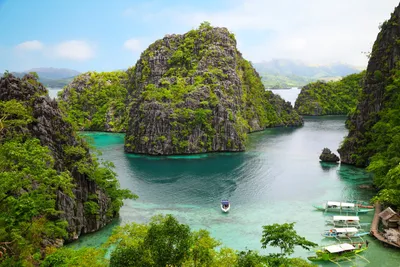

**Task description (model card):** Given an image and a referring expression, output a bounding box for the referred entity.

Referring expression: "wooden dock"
[370,202,400,249]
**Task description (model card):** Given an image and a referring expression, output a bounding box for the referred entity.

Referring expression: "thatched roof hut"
[379,207,400,228]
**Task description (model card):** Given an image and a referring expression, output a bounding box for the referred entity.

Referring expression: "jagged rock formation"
[319,148,340,163]
[59,71,129,132]
[0,73,127,241]
[294,72,364,115]
[124,23,303,155]
[265,91,303,126]
[338,4,400,166]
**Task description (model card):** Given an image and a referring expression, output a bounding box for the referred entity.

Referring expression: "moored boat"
[325,216,362,228]
[322,227,369,239]
[313,201,373,214]
[307,242,369,262]
[221,200,230,213]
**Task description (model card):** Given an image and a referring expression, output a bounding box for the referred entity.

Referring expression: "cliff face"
[294,72,364,116]
[338,4,400,165]
[0,73,123,241]
[124,23,303,155]
[59,71,129,132]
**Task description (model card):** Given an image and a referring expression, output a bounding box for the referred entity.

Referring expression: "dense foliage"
[43,214,315,267]
[355,68,400,207]
[0,74,135,265]
[59,71,129,132]
[261,223,317,258]
[294,72,364,115]
[337,4,400,208]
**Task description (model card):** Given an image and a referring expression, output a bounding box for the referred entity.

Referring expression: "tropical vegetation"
[347,68,400,208]
[41,214,316,267]
[0,73,134,266]
[125,22,302,155]
[338,5,400,208]
[294,72,364,115]
[58,71,129,132]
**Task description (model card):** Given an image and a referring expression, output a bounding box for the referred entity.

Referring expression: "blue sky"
[0,0,399,72]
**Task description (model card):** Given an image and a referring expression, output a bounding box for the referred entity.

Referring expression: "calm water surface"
[47,87,62,98]
[72,116,400,266]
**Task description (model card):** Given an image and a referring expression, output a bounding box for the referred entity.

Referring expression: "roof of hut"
[379,207,400,221]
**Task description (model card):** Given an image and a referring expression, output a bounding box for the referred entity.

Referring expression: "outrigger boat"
[308,242,369,265]
[313,201,373,214]
[221,200,230,213]
[325,216,363,228]
[322,227,369,239]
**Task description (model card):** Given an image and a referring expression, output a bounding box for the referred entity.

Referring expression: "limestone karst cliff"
[0,73,133,243]
[294,72,364,116]
[59,71,129,132]
[124,23,303,155]
[338,4,400,166]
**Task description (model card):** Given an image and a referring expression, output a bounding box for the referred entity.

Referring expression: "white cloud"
[124,38,142,53]
[156,0,399,66]
[15,40,43,51]
[53,40,94,61]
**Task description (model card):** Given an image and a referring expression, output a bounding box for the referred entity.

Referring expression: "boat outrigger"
[221,200,230,213]
[313,201,373,214]
[322,227,369,239]
[308,242,369,265]
[326,216,362,228]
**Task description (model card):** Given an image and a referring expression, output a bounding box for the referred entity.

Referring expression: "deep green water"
[71,116,400,266]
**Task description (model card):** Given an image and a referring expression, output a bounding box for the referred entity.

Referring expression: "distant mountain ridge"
[253,59,362,88]
[253,59,361,78]
[24,67,81,79]
[9,67,80,88]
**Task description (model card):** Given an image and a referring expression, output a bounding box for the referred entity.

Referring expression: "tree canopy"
[261,222,317,257]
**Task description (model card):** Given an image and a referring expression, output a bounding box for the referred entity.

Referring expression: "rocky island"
[124,23,303,155]
[59,71,129,132]
[319,148,340,163]
[294,72,364,115]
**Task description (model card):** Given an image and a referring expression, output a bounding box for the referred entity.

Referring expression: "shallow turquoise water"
[73,117,400,266]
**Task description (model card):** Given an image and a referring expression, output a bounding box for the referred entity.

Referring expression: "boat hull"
[322,232,369,238]
[308,247,368,262]
[221,205,230,213]
[313,204,371,214]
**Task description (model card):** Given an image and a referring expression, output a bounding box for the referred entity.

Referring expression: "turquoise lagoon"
[72,115,400,266]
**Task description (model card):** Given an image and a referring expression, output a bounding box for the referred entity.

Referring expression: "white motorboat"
[221,200,230,213]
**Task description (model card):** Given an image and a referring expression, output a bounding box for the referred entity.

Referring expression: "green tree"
[108,222,151,267]
[190,229,221,267]
[199,21,212,30]
[144,215,192,267]
[58,71,129,132]
[0,100,33,135]
[236,250,268,267]
[0,138,74,265]
[260,222,317,257]
[108,215,237,267]
[41,247,107,267]
[28,71,39,79]
[110,246,153,267]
